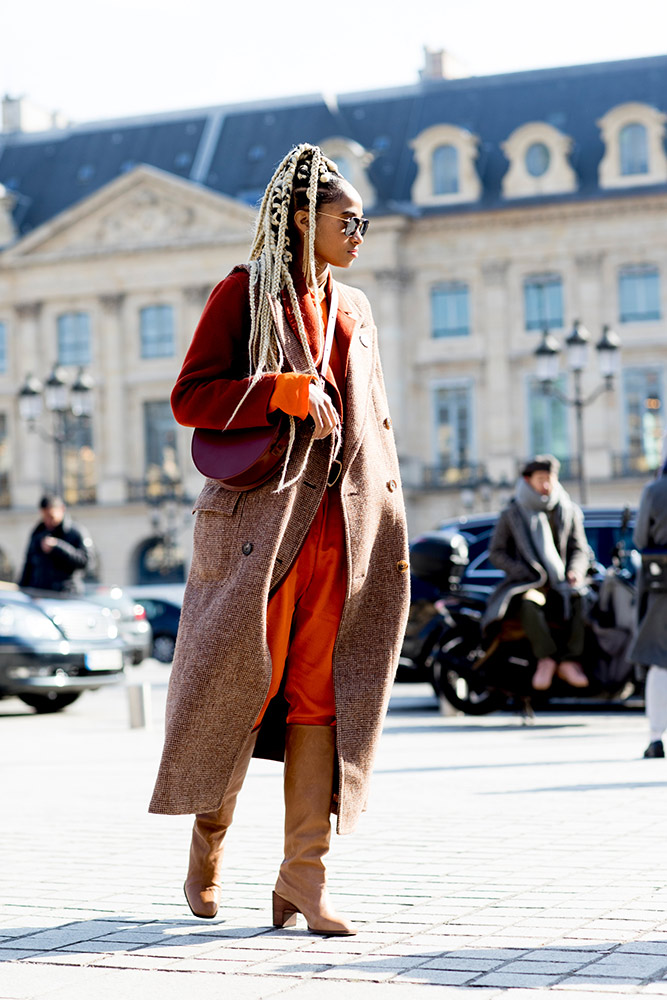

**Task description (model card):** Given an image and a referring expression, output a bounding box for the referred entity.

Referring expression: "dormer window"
[319,137,375,209]
[619,122,648,176]
[432,145,459,195]
[598,103,667,188]
[411,124,480,206]
[501,122,576,199]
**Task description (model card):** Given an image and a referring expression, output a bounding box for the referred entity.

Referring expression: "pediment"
[3,165,256,261]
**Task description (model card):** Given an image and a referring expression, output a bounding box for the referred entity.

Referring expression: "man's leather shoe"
[644,740,665,758]
[532,657,557,690]
[557,660,589,688]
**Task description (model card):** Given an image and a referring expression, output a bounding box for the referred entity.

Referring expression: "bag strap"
[319,281,339,382]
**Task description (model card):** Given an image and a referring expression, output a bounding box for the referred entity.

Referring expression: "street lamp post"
[533,321,621,505]
[18,365,94,499]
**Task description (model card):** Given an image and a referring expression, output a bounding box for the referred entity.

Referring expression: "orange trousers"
[255,488,347,728]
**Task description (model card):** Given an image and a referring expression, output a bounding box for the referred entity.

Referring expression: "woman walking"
[149,144,410,935]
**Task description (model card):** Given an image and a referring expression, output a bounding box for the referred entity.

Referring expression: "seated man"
[482,455,590,691]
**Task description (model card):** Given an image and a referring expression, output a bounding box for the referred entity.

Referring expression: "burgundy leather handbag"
[191,420,290,491]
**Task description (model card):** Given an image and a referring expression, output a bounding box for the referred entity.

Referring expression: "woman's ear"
[293,208,310,237]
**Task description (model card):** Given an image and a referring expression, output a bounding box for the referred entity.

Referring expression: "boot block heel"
[273,891,298,927]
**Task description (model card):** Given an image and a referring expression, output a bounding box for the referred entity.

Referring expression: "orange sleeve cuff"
[268,373,315,420]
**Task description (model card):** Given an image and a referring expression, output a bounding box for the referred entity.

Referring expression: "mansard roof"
[2,53,667,236]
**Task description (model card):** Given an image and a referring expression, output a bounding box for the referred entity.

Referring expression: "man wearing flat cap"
[482,455,591,690]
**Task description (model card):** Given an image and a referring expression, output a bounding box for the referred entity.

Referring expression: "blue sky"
[4,0,667,123]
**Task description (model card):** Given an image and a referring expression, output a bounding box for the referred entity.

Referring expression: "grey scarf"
[515,477,580,617]
[515,477,566,586]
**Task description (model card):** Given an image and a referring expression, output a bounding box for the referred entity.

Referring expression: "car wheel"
[431,630,506,715]
[153,633,176,663]
[18,692,82,714]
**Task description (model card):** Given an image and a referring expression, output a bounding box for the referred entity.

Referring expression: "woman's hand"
[308,381,339,439]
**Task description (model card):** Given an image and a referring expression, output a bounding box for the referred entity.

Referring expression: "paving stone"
[2,687,667,998]
[473,972,567,987]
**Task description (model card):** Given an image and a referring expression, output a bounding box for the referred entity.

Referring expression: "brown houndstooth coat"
[149,278,410,834]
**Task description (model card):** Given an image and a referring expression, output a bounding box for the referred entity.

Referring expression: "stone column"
[96,294,127,504]
[480,260,513,480]
[13,302,46,506]
[574,252,605,334]
[573,251,613,479]
[373,269,412,455]
[182,285,210,349]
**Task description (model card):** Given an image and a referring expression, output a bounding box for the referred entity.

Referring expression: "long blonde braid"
[227,143,343,490]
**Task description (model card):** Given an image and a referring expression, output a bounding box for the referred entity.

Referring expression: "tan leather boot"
[184,731,257,918]
[273,724,356,936]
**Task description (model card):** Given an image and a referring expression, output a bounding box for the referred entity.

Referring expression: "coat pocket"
[193,482,245,516]
[190,493,246,583]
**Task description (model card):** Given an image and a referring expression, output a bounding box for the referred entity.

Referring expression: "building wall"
[1,175,666,578]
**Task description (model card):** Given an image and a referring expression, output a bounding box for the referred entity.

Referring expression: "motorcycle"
[402,509,642,715]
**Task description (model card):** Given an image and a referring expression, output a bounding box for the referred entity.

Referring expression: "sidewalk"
[1,668,666,1000]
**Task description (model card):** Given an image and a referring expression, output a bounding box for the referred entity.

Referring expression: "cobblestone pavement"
[1,664,667,1000]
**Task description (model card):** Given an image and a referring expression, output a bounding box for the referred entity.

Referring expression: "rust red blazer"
[171,268,349,431]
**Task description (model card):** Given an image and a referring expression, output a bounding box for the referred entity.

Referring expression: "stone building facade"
[1,54,666,583]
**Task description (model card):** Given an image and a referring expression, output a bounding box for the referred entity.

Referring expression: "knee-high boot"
[184,731,257,918]
[272,724,356,936]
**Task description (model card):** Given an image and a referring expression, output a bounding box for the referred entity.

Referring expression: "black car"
[0,584,127,712]
[435,506,636,597]
[126,585,184,663]
[401,506,636,683]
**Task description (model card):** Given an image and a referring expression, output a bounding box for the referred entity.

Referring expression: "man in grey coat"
[630,460,667,758]
[483,455,591,691]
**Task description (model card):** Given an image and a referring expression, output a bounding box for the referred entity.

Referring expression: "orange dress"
[256,286,348,727]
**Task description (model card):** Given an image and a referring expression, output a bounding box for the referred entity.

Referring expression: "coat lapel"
[337,285,373,478]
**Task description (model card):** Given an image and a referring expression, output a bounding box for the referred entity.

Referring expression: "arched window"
[597,103,667,189]
[432,144,459,195]
[619,122,649,175]
[411,124,480,206]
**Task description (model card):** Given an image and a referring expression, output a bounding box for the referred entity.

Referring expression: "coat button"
[383,417,392,430]
[359,332,370,347]
[397,559,409,574]
[242,542,253,555]
[387,479,398,492]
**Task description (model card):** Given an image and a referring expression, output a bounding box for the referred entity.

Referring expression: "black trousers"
[510,589,586,661]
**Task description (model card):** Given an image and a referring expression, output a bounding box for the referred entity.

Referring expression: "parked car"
[84,585,153,665]
[126,584,184,663]
[435,506,636,597]
[0,583,127,712]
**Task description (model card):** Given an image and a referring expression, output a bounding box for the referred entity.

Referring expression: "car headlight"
[0,604,63,641]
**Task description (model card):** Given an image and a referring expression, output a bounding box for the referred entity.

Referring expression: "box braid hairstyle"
[229,143,346,490]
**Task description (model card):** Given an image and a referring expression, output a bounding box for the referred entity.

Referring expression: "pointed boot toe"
[184,880,219,919]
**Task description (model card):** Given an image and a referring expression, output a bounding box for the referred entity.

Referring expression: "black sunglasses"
[317,212,370,237]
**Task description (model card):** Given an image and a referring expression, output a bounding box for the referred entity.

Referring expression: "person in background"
[19,494,90,593]
[483,455,591,691]
[630,455,667,759]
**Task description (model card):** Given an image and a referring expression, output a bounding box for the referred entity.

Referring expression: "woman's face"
[296,183,365,273]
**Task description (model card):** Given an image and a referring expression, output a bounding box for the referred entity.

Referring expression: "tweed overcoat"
[149,269,411,834]
[482,494,590,631]
[629,473,667,669]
